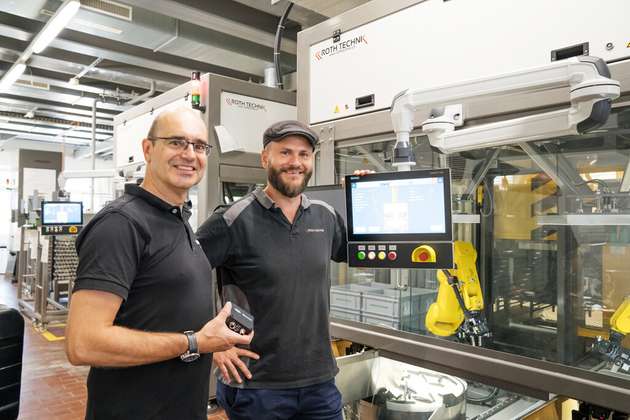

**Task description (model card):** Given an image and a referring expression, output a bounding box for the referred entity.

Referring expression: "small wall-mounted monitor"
[305,184,346,225]
[345,169,452,242]
[41,201,83,226]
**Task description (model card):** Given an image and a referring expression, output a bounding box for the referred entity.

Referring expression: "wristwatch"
[180,330,200,362]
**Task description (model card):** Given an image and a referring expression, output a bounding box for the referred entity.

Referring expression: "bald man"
[66,108,253,420]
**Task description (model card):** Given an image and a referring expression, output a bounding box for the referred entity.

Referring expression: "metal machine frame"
[297,0,630,413]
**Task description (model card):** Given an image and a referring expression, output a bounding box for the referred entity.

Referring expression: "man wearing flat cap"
[197,120,347,419]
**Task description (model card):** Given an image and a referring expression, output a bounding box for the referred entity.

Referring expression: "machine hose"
[274,2,294,89]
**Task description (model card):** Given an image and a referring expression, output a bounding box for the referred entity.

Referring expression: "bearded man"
[196,120,347,420]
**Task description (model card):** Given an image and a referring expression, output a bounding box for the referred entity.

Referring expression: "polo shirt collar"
[253,187,311,210]
[125,184,192,220]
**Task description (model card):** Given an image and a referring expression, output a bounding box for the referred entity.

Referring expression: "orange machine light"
[411,245,436,263]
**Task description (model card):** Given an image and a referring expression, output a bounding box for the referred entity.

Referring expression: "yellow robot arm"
[595,296,630,374]
[425,241,490,346]
[610,297,630,335]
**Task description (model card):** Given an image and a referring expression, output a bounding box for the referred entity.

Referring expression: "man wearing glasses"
[66,107,253,420]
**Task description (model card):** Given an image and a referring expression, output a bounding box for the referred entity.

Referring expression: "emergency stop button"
[411,245,437,263]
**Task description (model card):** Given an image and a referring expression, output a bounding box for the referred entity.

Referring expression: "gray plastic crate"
[330,283,383,311]
[330,306,362,322]
[362,311,426,333]
[362,287,436,318]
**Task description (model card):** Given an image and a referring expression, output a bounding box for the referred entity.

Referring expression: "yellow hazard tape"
[41,330,65,341]
[39,323,66,341]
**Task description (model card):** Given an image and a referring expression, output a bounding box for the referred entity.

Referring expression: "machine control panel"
[348,242,453,269]
[41,225,82,236]
[345,169,454,269]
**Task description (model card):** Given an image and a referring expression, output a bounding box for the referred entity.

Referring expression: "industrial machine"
[16,200,83,330]
[298,0,630,415]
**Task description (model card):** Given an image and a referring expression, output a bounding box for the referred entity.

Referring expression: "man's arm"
[331,209,348,263]
[197,209,231,268]
[66,291,251,367]
[197,207,261,383]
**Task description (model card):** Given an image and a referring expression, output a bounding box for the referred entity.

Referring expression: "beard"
[267,165,312,198]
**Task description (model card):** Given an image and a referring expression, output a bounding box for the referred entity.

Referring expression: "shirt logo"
[307,228,325,233]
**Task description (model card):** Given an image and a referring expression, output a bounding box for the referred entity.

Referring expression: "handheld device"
[225,303,254,335]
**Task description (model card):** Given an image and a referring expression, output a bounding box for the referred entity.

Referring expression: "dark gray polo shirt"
[197,187,347,389]
[74,184,213,420]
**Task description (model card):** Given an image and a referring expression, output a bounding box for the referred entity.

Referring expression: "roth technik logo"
[314,35,368,61]
[225,97,267,111]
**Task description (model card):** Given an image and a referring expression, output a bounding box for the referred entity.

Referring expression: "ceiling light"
[0,63,27,92]
[32,0,81,54]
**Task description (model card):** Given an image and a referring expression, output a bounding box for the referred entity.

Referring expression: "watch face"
[180,352,200,363]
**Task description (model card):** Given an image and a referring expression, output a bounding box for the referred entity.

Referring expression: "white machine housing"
[305,0,630,125]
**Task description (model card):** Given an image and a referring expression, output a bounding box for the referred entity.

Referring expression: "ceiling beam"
[0,81,127,112]
[0,11,267,81]
[0,45,179,92]
[0,97,116,122]
[0,128,92,146]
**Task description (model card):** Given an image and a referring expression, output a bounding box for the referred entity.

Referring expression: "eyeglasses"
[148,136,213,156]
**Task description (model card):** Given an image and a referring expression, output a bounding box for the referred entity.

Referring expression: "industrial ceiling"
[0,0,370,159]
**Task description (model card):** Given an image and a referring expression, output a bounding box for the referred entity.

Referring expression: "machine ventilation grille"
[80,0,133,21]
[15,79,50,91]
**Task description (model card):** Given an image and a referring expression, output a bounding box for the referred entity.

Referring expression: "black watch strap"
[183,330,198,354]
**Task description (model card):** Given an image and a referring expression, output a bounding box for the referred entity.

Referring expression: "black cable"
[274,2,294,88]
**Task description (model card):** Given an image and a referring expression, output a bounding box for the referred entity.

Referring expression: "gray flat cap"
[263,120,318,150]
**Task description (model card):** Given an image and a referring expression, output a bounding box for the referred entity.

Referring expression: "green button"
[357,251,366,260]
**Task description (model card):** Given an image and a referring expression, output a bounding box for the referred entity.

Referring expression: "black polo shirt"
[197,187,347,389]
[74,184,213,420]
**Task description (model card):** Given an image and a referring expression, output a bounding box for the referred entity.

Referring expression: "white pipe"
[125,80,156,105]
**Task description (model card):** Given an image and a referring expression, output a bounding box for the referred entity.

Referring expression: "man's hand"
[196,302,254,353]
[341,169,375,187]
[353,169,375,176]
[214,347,260,384]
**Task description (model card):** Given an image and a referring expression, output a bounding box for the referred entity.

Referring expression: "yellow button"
[377,251,386,260]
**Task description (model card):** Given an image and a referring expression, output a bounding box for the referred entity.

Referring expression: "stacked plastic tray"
[330,282,437,333]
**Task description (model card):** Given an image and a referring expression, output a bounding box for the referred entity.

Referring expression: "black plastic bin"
[0,305,24,420]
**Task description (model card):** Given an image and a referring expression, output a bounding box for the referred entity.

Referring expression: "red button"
[419,252,429,261]
[387,251,397,261]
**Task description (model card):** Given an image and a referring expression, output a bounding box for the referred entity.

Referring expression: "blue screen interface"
[42,202,82,225]
[350,177,446,235]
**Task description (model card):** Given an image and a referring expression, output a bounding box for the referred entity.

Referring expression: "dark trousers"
[216,379,343,420]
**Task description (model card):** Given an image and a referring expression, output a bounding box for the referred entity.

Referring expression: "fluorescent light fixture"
[0,63,27,92]
[32,0,81,54]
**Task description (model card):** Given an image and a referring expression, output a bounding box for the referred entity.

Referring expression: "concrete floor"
[0,274,227,420]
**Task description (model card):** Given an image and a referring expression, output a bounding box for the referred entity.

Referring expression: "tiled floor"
[1,275,227,420]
